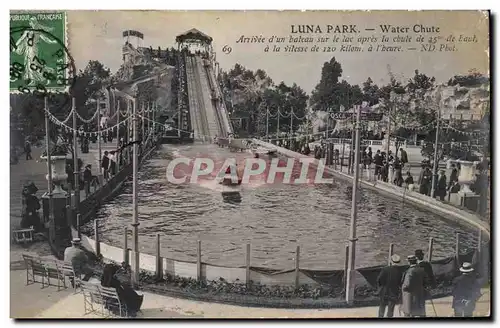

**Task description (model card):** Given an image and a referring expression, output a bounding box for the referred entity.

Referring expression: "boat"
[250,145,278,158]
[219,164,244,186]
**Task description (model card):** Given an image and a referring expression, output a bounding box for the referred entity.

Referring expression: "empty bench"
[22,254,77,291]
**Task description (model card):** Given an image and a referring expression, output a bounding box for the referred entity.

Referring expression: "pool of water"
[90,143,479,270]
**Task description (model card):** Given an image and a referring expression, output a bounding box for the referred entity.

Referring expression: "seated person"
[101,264,144,317]
[64,238,94,284]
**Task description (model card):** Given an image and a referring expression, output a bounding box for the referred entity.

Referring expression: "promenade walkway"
[10,249,490,319]
[10,142,118,234]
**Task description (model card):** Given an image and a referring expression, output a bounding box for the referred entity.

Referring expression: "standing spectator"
[418,165,432,196]
[404,171,415,191]
[435,170,448,201]
[363,152,372,181]
[109,151,117,176]
[377,254,403,318]
[367,147,373,160]
[401,255,427,317]
[393,157,403,186]
[452,262,482,317]
[415,249,436,288]
[400,147,408,169]
[374,150,382,180]
[24,140,32,160]
[448,163,459,189]
[101,151,110,181]
[83,164,92,196]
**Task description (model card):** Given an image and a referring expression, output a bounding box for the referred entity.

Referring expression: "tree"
[310,57,344,112]
[362,77,380,106]
[258,82,308,136]
[448,68,489,87]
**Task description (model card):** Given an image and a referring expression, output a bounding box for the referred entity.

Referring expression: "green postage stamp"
[9,12,72,93]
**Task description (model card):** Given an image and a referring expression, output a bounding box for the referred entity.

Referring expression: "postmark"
[10,12,76,95]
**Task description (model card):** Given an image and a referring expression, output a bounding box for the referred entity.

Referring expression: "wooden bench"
[21,254,78,291]
[81,281,128,317]
[13,227,35,244]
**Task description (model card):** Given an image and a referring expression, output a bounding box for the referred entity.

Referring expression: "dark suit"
[417,260,436,288]
[377,265,403,317]
[401,265,427,317]
[452,274,481,317]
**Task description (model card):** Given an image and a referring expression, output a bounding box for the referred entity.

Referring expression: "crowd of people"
[377,249,485,318]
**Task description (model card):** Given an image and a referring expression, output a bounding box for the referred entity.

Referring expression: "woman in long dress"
[101,264,144,317]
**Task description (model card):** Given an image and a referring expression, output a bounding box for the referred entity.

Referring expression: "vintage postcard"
[10,10,490,319]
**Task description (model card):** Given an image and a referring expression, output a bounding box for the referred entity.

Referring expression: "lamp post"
[346,104,361,304]
[72,98,79,210]
[131,98,140,286]
[97,98,102,182]
[430,86,442,198]
[265,106,269,142]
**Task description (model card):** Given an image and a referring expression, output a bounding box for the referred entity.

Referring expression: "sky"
[67,10,489,93]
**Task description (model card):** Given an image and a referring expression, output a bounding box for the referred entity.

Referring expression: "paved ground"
[10,142,118,234]
[10,248,490,319]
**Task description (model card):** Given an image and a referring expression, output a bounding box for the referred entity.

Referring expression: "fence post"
[123,227,129,265]
[246,243,251,288]
[156,233,163,281]
[455,233,460,265]
[197,240,202,282]
[94,219,100,256]
[388,243,394,265]
[341,141,346,172]
[343,245,349,287]
[428,237,434,262]
[76,214,81,238]
[295,245,300,290]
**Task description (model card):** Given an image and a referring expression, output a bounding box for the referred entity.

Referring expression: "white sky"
[67,10,489,93]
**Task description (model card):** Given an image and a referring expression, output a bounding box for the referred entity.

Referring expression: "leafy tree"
[310,57,344,112]
[448,68,489,87]
[362,77,380,106]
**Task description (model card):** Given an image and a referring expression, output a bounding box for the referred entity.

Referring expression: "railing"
[50,139,160,260]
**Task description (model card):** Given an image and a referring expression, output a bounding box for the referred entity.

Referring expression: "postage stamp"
[10,12,74,94]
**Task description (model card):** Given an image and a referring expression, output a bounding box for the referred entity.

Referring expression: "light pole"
[430,87,442,198]
[131,98,140,286]
[116,101,121,172]
[346,104,361,304]
[289,107,294,145]
[72,98,79,210]
[276,107,280,143]
[265,106,269,142]
[97,98,102,183]
[44,97,54,237]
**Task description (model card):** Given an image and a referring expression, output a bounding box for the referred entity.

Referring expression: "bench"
[81,281,128,317]
[13,227,35,244]
[22,254,78,292]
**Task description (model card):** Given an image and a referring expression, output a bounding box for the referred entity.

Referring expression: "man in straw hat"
[64,238,94,285]
[377,254,404,317]
[452,262,482,317]
[401,255,427,317]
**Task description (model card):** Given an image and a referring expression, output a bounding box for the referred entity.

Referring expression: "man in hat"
[64,238,94,284]
[83,164,93,196]
[415,249,435,288]
[401,255,427,317]
[452,262,482,317]
[377,254,403,317]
